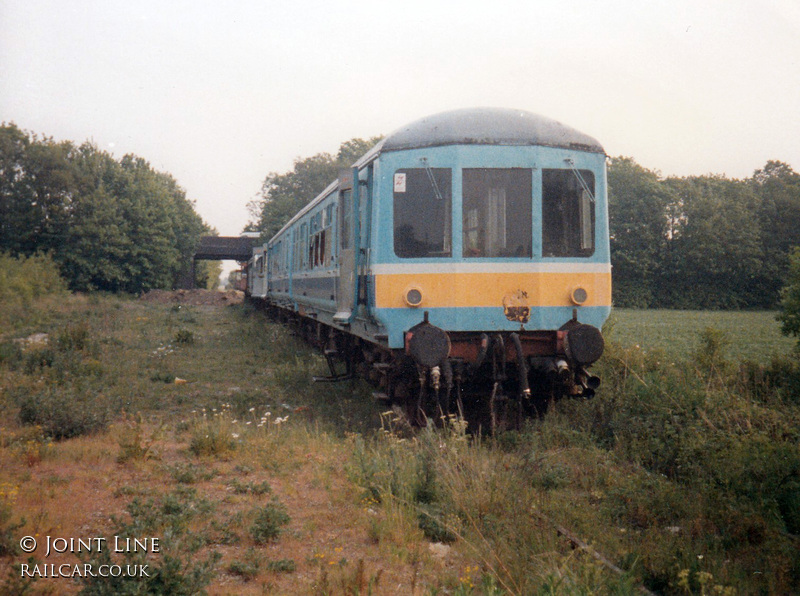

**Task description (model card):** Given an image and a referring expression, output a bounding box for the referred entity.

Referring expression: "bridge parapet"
[194,236,259,261]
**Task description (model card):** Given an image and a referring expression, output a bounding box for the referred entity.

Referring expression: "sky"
[2,0,799,244]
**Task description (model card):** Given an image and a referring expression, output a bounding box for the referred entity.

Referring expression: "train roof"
[374,107,604,156]
[272,108,603,242]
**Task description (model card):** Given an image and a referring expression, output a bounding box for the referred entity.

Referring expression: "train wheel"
[389,356,426,427]
[524,370,561,418]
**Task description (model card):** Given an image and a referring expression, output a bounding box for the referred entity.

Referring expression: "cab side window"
[542,169,595,257]
[393,168,452,258]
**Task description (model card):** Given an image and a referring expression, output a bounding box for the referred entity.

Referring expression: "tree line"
[4,121,797,311]
[247,137,383,240]
[0,123,218,293]
[250,142,800,311]
[609,157,800,309]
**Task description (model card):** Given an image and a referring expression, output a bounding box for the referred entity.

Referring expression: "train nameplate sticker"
[394,173,406,193]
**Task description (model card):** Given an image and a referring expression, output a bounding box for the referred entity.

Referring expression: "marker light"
[570,287,588,305]
[405,287,423,307]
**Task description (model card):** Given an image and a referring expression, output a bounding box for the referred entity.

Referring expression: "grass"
[609,308,795,361]
[0,293,445,594]
[0,288,798,594]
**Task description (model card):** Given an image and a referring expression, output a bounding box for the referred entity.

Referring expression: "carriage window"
[308,210,328,268]
[462,168,532,258]
[294,223,309,270]
[293,231,300,271]
[393,168,452,258]
[272,241,282,275]
[340,190,352,250]
[542,169,595,257]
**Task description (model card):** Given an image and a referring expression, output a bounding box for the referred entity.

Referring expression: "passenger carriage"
[259,108,611,427]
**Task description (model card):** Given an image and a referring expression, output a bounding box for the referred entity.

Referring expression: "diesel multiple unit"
[246,108,611,428]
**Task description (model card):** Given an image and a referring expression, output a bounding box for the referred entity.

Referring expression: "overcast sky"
[2,0,799,240]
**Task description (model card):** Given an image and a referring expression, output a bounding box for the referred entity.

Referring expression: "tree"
[336,137,381,165]
[777,247,800,346]
[663,175,763,308]
[0,124,212,294]
[59,186,132,292]
[0,123,35,254]
[0,124,76,256]
[195,260,223,290]
[607,157,674,307]
[57,143,132,291]
[750,161,800,306]
[250,136,382,239]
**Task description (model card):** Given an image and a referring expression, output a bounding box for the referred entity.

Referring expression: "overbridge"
[180,235,261,289]
[194,235,259,261]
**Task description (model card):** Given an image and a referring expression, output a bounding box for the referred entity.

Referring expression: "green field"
[608,308,795,361]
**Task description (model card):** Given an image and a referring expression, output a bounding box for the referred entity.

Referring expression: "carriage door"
[265,244,273,296]
[334,168,359,324]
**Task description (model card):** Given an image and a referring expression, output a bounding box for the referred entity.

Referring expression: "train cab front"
[367,108,612,427]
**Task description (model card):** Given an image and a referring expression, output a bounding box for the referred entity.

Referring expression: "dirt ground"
[139,289,245,306]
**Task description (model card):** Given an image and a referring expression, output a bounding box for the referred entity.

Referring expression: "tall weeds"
[347,331,800,594]
[0,252,67,305]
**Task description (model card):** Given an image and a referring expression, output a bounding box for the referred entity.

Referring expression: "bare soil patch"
[139,289,244,306]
